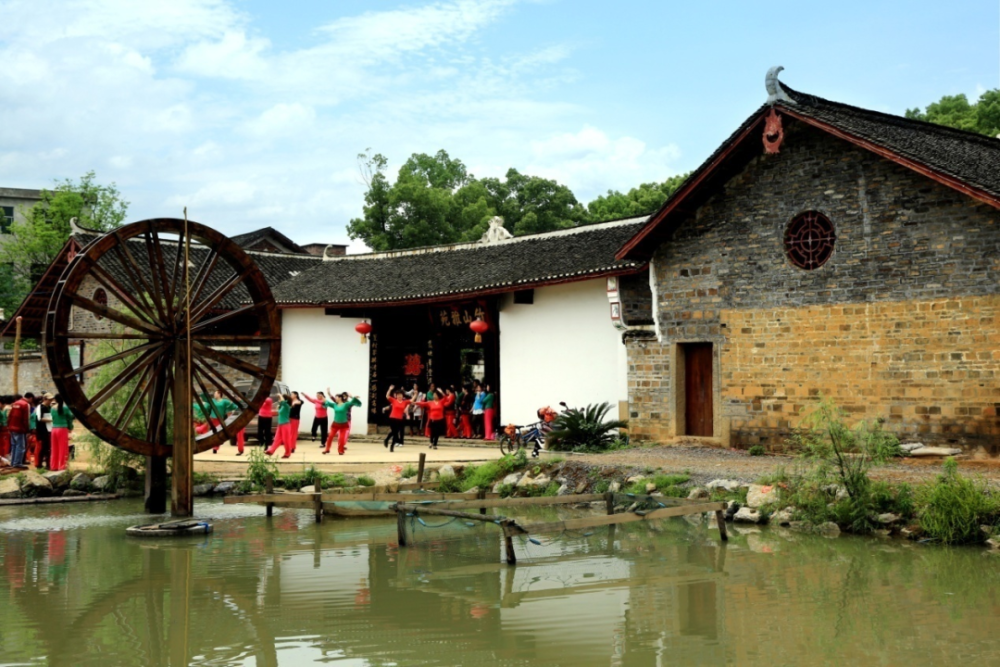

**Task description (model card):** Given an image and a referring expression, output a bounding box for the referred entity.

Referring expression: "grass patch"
[437,475,461,493]
[593,479,611,494]
[356,475,376,487]
[401,464,418,479]
[748,445,766,457]
[918,458,1000,544]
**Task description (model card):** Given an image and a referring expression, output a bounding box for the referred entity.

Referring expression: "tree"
[905,90,1000,137]
[0,171,129,323]
[586,174,689,223]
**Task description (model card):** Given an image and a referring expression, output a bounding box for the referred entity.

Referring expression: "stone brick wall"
[0,352,55,394]
[629,121,1000,454]
[619,270,653,326]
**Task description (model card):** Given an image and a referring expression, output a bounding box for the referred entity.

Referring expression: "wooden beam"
[508,502,725,536]
[170,343,193,518]
[399,493,607,511]
[394,505,511,523]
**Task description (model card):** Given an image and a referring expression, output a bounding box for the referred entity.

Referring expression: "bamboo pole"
[417,452,426,483]
[715,510,728,541]
[314,476,323,523]
[12,316,21,394]
[396,506,407,547]
[265,474,274,518]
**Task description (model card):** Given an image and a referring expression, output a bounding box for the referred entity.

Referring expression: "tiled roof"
[230,226,308,254]
[618,79,1000,259]
[271,217,649,306]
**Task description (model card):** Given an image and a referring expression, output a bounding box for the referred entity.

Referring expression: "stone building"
[618,74,1000,454]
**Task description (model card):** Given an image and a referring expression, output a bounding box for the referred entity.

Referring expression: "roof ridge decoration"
[479,216,514,244]
[765,66,795,106]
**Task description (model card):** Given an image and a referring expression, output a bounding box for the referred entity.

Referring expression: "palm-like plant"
[545,402,628,452]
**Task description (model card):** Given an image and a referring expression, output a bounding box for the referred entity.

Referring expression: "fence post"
[265,474,274,518]
[417,453,426,484]
[314,475,323,524]
[396,505,408,547]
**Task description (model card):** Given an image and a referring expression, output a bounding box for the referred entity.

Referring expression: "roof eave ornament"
[765,66,795,106]
[322,244,337,261]
[479,216,513,244]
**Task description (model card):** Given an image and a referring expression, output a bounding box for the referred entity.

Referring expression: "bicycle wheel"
[499,434,516,456]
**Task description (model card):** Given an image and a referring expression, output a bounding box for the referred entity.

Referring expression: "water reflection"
[1,501,999,666]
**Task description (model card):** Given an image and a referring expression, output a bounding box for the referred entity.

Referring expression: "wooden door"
[684,343,713,436]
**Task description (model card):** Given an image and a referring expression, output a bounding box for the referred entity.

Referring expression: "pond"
[0,499,998,666]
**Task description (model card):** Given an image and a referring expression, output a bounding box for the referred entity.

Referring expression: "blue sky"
[1,0,997,250]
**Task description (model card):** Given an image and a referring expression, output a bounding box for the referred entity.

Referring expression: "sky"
[1,0,998,251]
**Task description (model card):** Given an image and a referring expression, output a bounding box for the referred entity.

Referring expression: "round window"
[784,211,835,270]
[93,288,107,320]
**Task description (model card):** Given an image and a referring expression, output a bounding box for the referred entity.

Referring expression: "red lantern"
[355,320,372,343]
[469,317,488,343]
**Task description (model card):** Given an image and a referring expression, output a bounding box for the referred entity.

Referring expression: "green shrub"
[652,473,690,489]
[497,449,528,475]
[357,475,376,487]
[593,480,611,494]
[496,483,516,498]
[522,481,561,497]
[437,475,461,492]
[243,447,278,493]
[460,461,501,492]
[789,398,900,464]
[748,445,765,457]
[546,403,628,452]
[401,464,418,479]
[918,458,999,544]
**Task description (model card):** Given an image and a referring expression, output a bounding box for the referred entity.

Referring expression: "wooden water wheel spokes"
[44,218,281,458]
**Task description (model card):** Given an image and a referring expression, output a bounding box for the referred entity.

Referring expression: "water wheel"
[44,218,280,514]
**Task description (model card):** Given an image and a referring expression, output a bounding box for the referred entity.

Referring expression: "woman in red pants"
[265,394,294,458]
[289,392,303,453]
[444,386,460,439]
[482,383,497,440]
[323,392,361,455]
[411,389,454,450]
[49,395,74,472]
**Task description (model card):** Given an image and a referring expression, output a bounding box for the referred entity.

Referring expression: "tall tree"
[905,90,1000,137]
[0,171,128,322]
[587,174,689,223]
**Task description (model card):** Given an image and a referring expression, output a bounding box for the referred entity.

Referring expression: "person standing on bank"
[289,392,303,453]
[257,395,273,447]
[444,385,460,438]
[34,394,53,469]
[265,394,294,458]
[323,391,361,455]
[412,389,454,450]
[482,383,496,440]
[471,382,485,438]
[49,394,74,472]
[384,386,410,452]
[7,393,31,468]
[303,392,329,447]
[406,383,421,436]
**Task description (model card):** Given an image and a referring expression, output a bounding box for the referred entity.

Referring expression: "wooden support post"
[605,490,617,545]
[265,474,274,517]
[314,476,323,524]
[605,491,615,515]
[478,487,487,515]
[396,506,408,547]
[170,343,193,518]
[144,454,167,514]
[715,510,728,542]
[417,453,426,483]
[12,316,21,394]
[504,533,516,565]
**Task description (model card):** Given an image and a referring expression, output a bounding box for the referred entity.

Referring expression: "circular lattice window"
[784,211,835,270]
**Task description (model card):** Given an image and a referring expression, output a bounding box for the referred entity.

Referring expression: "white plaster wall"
[280,309,371,432]
[499,279,627,425]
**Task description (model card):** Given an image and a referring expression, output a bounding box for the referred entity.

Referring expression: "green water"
[0,499,998,666]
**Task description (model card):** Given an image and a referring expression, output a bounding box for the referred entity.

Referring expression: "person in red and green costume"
[210,391,245,455]
[49,394,74,472]
[265,394,295,458]
[323,390,361,455]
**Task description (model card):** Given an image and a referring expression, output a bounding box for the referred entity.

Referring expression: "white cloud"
[243,103,317,137]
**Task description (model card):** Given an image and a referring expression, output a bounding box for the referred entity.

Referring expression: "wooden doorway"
[682,343,713,437]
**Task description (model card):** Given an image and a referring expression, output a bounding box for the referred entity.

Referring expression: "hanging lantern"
[469,317,488,344]
[355,320,372,343]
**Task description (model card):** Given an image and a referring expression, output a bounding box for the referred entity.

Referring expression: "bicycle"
[499,422,545,457]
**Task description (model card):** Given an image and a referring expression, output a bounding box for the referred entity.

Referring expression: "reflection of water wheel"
[44,218,280,514]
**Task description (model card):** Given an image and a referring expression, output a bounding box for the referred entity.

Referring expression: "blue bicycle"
[499,422,545,458]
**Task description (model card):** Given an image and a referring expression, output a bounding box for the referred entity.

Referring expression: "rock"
[787,521,811,532]
[733,507,764,524]
[646,483,658,493]
[491,482,503,493]
[899,443,924,453]
[987,538,1000,551]
[626,475,645,484]
[193,483,215,496]
[822,484,849,502]
[981,525,995,538]
[214,481,236,495]
[573,502,593,510]
[299,485,316,494]
[15,471,53,497]
[816,522,841,537]
[772,508,796,526]
[608,481,621,493]
[900,525,923,540]
[516,475,534,488]
[908,446,963,457]
[0,478,21,499]
[62,489,87,497]
[575,481,588,494]
[501,473,521,486]
[557,483,573,496]
[92,475,112,492]
[70,473,92,491]
[530,475,551,487]
[43,470,73,490]
[437,465,456,479]
[555,476,568,485]
[746,484,779,509]
[626,502,639,512]
[873,529,892,538]
[687,487,709,500]
[464,486,480,495]
[706,479,742,493]
[876,513,901,525]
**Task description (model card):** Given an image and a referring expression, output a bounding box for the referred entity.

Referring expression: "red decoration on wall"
[469,318,489,343]
[763,108,784,154]
[403,354,425,377]
[355,320,372,343]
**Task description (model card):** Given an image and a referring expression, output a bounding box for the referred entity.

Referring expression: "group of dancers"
[0,392,75,471]
[382,381,496,452]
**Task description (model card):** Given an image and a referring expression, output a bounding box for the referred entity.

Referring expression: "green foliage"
[459,461,501,492]
[521,481,561,497]
[756,466,790,486]
[401,464,418,479]
[279,465,331,491]
[192,471,218,485]
[906,90,1000,137]
[593,479,611,494]
[586,173,689,223]
[357,475,376,487]
[346,149,586,250]
[546,402,628,452]
[497,449,528,475]
[652,473,690,488]
[748,445,766,457]
[496,483,516,498]
[241,448,278,493]
[437,475,461,493]
[0,171,128,324]
[918,458,1000,544]
[82,434,144,491]
[790,399,900,464]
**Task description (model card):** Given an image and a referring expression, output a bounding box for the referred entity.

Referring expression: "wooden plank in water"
[394,505,512,523]
[509,502,725,536]
[401,493,607,511]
